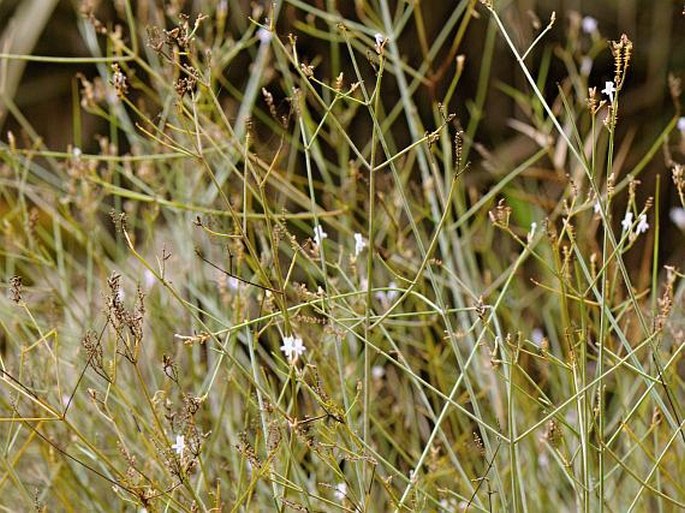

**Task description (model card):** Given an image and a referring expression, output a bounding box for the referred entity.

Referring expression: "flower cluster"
[280,335,306,363]
[621,211,649,236]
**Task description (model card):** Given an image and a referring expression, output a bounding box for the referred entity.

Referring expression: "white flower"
[580,56,593,76]
[669,207,685,230]
[386,281,399,302]
[372,365,385,379]
[354,232,366,257]
[594,200,601,215]
[374,32,385,49]
[621,211,633,232]
[226,276,240,290]
[313,224,328,246]
[538,452,549,468]
[581,16,598,34]
[72,146,82,160]
[334,482,347,500]
[677,117,685,133]
[527,222,537,243]
[257,27,272,45]
[374,281,399,307]
[601,81,616,103]
[635,214,649,235]
[280,335,306,362]
[143,269,156,290]
[531,328,544,347]
[171,435,185,456]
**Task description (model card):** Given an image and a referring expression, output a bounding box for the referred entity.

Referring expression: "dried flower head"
[110,64,128,98]
[610,33,633,88]
[9,275,23,304]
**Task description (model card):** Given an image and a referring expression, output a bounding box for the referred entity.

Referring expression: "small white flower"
[256,27,272,45]
[594,200,601,215]
[581,16,598,34]
[226,276,240,290]
[386,281,399,302]
[372,365,385,379]
[334,482,347,500]
[374,32,385,49]
[353,232,366,257]
[313,224,328,246]
[280,335,306,362]
[601,81,616,103]
[374,281,399,308]
[538,452,549,468]
[669,207,685,230]
[72,146,82,160]
[580,56,593,76]
[143,269,156,290]
[635,214,649,235]
[621,211,633,232]
[531,328,544,347]
[677,116,685,133]
[171,435,185,456]
[527,222,537,243]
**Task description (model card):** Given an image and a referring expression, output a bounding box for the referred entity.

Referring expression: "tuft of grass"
[1,1,684,512]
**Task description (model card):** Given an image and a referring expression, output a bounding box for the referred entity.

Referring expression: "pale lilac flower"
[538,452,549,468]
[621,211,633,232]
[602,81,616,103]
[670,207,685,230]
[580,56,593,76]
[374,32,385,50]
[374,281,399,308]
[313,224,328,246]
[334,482,347,500]
[280,335,306,362]
[143,269,156,290]
[677,117,685,133]
[257,27,272,45]
[171,435,185,456]
[531,328,544,347]
[386,281,399,302]
[581,16,598,34]
[372,365,385,379]
[354,232,366,257]
[635,214,649,235]
[226,276,240,290]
